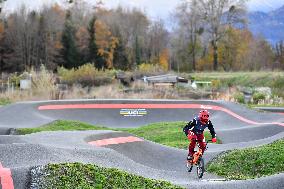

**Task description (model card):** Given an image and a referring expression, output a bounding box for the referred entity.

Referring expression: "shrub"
[233,92,245,104]
[211,79,221,90]
[31,65,56,96]
[252,92,266,104]
[137,63,164,76]
[58,64,115,87]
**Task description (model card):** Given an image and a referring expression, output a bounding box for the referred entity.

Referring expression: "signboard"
[20,80,31,89]
[120,109,147,117]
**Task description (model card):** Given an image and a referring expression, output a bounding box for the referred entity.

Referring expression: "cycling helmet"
[199,110,209,124]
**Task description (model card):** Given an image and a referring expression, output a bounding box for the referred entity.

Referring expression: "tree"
[198,0,247,70]
[113,29,129,70]
[175,0,204,71]
[61,10,80,68]
[241,35,273,71]
[135,35,141,67]
[218,27,252,71]
[76,26,89,63]
[41,4,66,70]
[95,19,118,69]
[0,0,7,13]
[159,49,169,71]
[275,41,284,70]
[147,20,169,65]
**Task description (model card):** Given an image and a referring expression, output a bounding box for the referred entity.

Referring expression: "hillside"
[249,5,284,44]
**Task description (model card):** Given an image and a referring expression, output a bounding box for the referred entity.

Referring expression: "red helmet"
[199,110,209,124]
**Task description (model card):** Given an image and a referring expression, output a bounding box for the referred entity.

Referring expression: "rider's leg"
[197,134,206,154]
[188,139,196,157]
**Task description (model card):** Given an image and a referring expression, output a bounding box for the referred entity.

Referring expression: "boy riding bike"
[183,110,217,160]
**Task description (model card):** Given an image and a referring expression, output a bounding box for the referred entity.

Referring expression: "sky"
[2,0,284,20]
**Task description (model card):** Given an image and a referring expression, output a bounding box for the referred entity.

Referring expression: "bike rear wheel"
[196,157,205,178]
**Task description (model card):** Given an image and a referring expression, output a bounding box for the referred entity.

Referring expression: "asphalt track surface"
[0,99,283,189]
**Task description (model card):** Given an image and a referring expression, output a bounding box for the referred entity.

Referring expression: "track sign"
[120,109,147,117]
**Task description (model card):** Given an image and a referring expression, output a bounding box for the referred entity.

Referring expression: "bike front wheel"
[186,161,193,173]
[196,157,205,178]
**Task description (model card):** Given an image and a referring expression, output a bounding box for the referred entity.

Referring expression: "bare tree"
[147,19,169,63]
[175,0,204,71]
[275,41,284,70]
[198,0,247,70]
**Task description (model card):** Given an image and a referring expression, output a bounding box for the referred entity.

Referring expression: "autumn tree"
[159,49,169,71]
[98,7,150,69]
[95,20,118,69]
[218,28,252,71]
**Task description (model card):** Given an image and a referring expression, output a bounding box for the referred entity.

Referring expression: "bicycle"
[186,139,211,179]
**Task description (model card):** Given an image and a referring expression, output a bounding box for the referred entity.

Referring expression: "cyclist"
[183,110,217,161]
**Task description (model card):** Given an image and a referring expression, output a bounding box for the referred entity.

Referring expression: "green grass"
[0,98,12,106]
[120,121,221,149]
[248,104,284,108]
[32,163,183,189]
[207,139,284,180]
[17,120,221,149]
[190,71,284,98]
[17,120,109,135]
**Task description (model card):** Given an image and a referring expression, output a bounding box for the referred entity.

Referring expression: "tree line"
[0,0,283,73]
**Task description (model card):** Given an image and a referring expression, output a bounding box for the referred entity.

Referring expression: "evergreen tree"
[135,35,141,67]
[113,31,129,70]
[61,11,80,69]
[87,15,105,69]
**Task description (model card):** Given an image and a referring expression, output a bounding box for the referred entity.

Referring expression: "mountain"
[249,5,284,44]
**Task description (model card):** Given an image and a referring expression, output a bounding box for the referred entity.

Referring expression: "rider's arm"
[207,120,216,138]
[183,119,196,136]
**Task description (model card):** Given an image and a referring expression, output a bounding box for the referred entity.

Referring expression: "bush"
[233,92,245,104]
[0,98,11,105]
[58,64,115,87]
[137,63,165,76]
[252,92,266,104]
[211,79,221,90]
[31,65,56,96]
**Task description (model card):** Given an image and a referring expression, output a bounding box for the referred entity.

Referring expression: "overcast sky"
[3,0,284,19]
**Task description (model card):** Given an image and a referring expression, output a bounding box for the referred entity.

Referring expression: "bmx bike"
[186,140,211,179]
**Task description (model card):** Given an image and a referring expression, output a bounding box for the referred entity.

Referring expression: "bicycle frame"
[186,139,212,178]
[188,140,211,165]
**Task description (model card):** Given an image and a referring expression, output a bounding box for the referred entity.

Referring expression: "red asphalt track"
[88,136,143,147]
[38,104,284,127]
[0,163,14,189]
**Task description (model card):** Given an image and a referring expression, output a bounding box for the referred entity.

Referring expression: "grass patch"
[207,139,284,180]
[248,104,284,108]
[17,120,221,149]
[17,120,109,135]
[0,98,12,106]
[120,122,221,149]
[190,72,284,98]
[32,163,183,189]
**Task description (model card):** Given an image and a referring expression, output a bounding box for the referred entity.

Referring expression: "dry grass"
[0,82,184,102]
[3,70,283,104]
